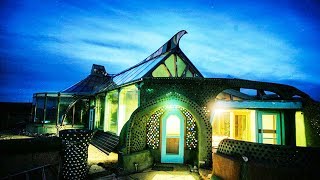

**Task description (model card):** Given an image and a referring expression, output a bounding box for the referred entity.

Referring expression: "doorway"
[161,110,184,163]
[257,111,282,145]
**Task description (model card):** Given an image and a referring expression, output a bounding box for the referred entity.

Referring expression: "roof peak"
[114,30,188,77]
[143,30,187,62]
[91,64,107,76]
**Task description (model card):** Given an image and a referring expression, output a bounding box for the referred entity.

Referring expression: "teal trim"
[276,113,281,144]
[215,100,302,109]
[257,111,282,145]
[281,112,285,145]
[257,111,263,143]
[161,109,184,164]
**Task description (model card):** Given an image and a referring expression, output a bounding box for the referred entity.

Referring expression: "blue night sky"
[1,0,320,102]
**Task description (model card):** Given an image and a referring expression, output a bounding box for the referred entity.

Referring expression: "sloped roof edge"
[114,30,188,77]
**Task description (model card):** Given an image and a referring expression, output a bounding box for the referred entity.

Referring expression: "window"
[151,54,198,78]
[295,111,306,146]
[74,99,89,126]
[59,97,73,125]
[212,111,230,147]
[118,85,139,134]
[212,109,255,147]
[105,90,119,134]
[95,95,105,130]
[45,96,58,124]
[152,64,170,77]
[234,115,247,140]
[35,96,45,123]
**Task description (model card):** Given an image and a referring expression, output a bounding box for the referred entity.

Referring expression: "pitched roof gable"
[111,30,203,86]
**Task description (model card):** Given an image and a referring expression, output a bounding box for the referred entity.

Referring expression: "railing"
[0,163,60,180]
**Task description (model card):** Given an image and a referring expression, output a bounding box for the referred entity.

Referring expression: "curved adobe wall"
[140,78,310,108]
[118,77,320,170]
[119,92,212,166]
[140,78,320,147]
[303,100,320,146]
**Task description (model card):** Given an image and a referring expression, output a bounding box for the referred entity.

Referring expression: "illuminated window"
[105,90,119,134]
[117,85,139,135]
[295,111,306,147]
[151,54,197,78]
[213,112,230,136]
[212,110,255,147]
[166,115,180,154]
[164,55,176,77]
[212,111,230,147]
[261,114,277,144]
[152,64,170,77]
[186,70,194,77]
[234,115,247,140]
[95,95,105,130]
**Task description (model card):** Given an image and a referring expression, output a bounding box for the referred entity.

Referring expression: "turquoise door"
[257,111,283,145]
[161,110,184,163]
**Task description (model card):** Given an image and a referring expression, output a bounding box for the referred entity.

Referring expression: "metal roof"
[62,30,204,94]
[112,53,168,85]
[62,64,111,95]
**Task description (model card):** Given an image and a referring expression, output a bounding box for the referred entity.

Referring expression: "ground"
[0,132,212,179]
[87,145,210,179]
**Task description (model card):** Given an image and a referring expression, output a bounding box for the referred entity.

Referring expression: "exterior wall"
[119,150,154,174]
[116,77,320,170]
[139,78,320,147]
[303,100,320,146]
[118,92,212,167]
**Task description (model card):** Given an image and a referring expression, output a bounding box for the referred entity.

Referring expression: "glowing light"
[166,115,180,136]
[152,174,196,180]
[295,111,306,147]
[214,109,227,114]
